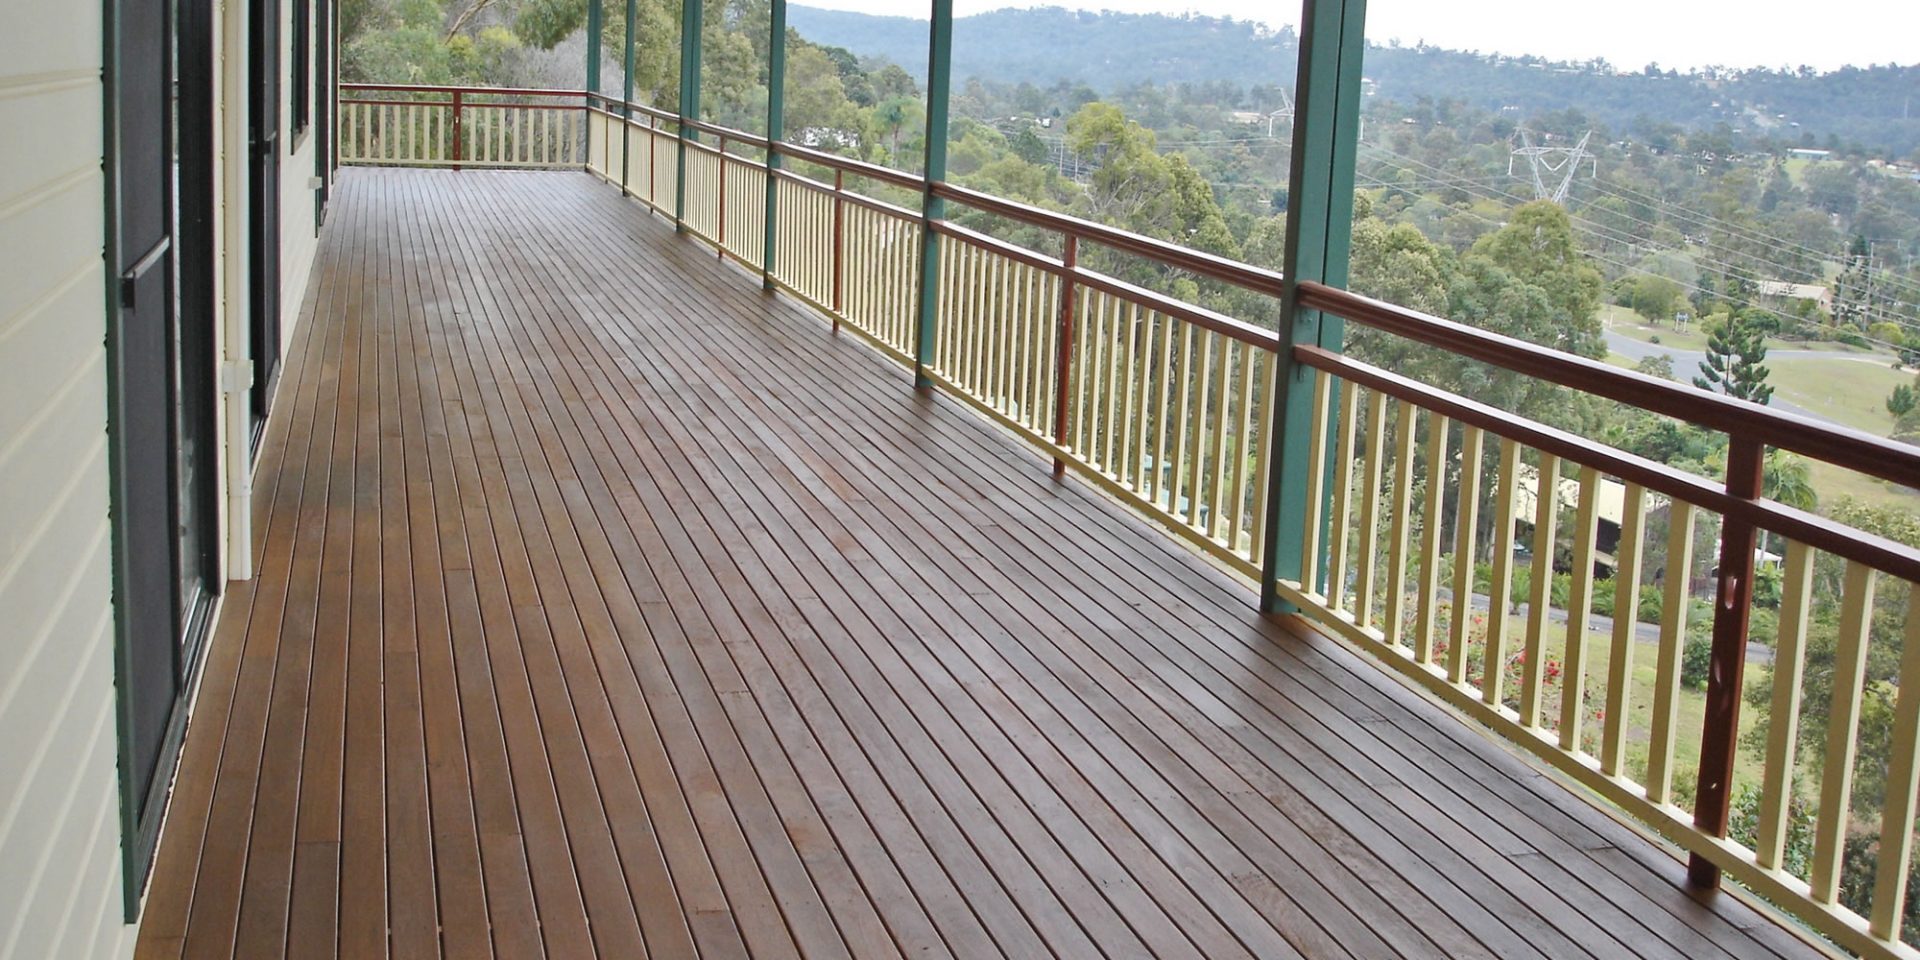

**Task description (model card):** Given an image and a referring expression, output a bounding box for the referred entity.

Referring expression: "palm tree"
[1760,448,1818,563]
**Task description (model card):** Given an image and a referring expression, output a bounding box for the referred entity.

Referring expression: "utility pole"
[1868,239,1878,329]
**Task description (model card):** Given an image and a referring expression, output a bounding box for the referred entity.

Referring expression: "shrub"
[1590,576,1615,618]
[1681,632,1714,689]
[1636,589,1662,625]
[1550,571,1574,609]
[1753,564,1783,609]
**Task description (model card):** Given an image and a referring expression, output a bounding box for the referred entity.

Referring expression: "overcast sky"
[796,0,1919,72]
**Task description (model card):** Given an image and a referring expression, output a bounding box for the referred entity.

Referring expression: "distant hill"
[787,5,1920,156]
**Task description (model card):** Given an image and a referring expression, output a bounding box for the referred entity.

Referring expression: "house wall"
[0,0,326,951]
[280,0,321,355]
[0,1,138,957]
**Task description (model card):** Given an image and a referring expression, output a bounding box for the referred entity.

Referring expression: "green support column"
[586,0,604,92]
[912,0,954,389]
[675,0,703,231]
[761,0,787,290]
[620,0,636,195]
[585,0,603,159]
[1260,0,1367,614]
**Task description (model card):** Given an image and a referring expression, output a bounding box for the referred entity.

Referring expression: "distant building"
[798,126,861,149]
[1789,147,1833,160]
[1755,280,1832,311]
[1512,466,1671,576]
[1229,111,1265,126]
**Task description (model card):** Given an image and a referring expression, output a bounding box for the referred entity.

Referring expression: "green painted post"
[1260,0,1367,614]
[620,0,636,195]
[913,0,954,389]
[586,0,603,92]
[762,0,787,291]
[585,0,602,159]
[675,0,703,231]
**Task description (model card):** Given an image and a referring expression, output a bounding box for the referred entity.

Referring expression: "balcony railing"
[339,83,1920,960]
[339,84,587,168]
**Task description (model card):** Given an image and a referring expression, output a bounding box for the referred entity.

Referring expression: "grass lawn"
[1599,343,1920,512]
[1763,355,1920,509]
[1607,312,1711,351]
[1607,308,1880,357]
[1769,355,1909,434]
[1806,458,1920,512]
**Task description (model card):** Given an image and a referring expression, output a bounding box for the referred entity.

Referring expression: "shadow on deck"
[133,168,1824,959]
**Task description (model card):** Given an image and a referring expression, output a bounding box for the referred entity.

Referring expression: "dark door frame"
[175,0,221,676]
[313,0,331,229]
[248,0,282,441]
[103,0,221,917]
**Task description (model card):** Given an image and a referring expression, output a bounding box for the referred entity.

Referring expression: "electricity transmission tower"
[1264,89,1295,139]
[1509,130,1596,204]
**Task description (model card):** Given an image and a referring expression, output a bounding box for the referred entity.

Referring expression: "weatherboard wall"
[0,1,137,958]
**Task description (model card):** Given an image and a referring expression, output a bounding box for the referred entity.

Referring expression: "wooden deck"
[134,168,1825,960]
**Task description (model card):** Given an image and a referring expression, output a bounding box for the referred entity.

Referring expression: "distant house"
[1512,465,1670,577]
[1789,147,1833,160]
[1755,280,1832,311]
[1229,111,1265,125]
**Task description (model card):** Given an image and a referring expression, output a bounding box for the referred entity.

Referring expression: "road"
[1603,328,1894,427]
[1445,585,1776,665]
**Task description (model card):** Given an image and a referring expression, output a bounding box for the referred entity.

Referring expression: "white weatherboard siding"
[0,0,136,958]
[279,0,321,355]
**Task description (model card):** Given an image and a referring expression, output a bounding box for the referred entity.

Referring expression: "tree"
[1757,448,1817,561]
[1693,317,1774,404]
[1467,201,1605,357]
[1619,274,1687,324]
[1889,383,1917,421]
[1634,354,1676,380]
[1763,449,1817,514]
[1010,126,1047,165]
[1348,219,1449,315]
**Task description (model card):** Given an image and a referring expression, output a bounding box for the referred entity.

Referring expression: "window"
[289,0,309,139]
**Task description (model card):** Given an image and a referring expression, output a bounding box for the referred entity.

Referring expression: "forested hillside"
[787,5,1920,158]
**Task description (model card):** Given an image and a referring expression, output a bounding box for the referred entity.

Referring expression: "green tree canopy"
[1693,317,1775,404]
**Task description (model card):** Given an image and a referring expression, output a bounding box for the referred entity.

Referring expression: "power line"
[1364,143,1920,319]
[1368,140,1920,306]
[1359,146,1920,342]
[1582,178,1920,305]
[1355,170,1911,353]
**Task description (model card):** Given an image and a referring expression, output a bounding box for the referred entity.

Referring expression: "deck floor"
[134,168,1821,959]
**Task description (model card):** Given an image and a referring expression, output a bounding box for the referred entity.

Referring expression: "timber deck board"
[133,168,1825,959]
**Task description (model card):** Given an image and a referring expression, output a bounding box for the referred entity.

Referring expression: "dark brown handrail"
[1297,280,1920,492]
[586,94,681,125]
[774,141,926,191]
[343,82,586,99]
[591,94,927,191]
[684,117,770,150]
[1295,344,1920,584]
[777,169,916,219]
[580,93,1284,304]
[932,221,1282,351]
[932,182,1287,299]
